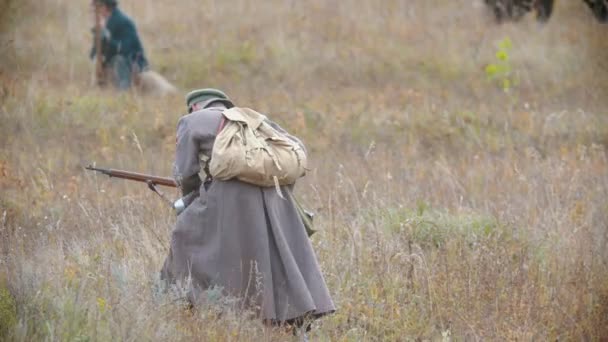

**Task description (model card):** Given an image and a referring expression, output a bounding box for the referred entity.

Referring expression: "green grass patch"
[377,204,502,249]
[0,282,17,339]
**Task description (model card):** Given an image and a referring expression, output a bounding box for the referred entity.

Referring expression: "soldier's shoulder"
[112,8,136,26]
[177,112,195,127]
[191,107,224,118]
[179,108,222,126]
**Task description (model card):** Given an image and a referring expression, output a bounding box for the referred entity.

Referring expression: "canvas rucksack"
[208,107,307,189]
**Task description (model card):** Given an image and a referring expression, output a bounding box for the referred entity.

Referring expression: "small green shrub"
[485,37,517,93]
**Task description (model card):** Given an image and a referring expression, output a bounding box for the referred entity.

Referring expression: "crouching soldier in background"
[90,0,177,94]
[90,0,148,89]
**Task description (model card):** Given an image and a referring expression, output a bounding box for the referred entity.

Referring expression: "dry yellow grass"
[1,0,607,340]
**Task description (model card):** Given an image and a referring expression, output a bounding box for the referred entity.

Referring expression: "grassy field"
[1,0,607,340]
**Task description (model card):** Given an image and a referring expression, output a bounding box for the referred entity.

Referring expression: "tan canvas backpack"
[208,107,307,189]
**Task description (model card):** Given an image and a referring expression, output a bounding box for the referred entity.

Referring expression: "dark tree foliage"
[484,0,543,22]
[583,0,608,22]
[485,0,606,23]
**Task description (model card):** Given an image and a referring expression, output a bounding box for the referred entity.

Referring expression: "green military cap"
[186,88,234,112]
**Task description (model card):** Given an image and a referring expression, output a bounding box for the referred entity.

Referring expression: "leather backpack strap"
[202,115,226,184]
[217,116,226,134]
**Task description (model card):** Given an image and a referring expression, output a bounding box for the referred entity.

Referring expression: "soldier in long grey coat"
[161,88,335,328]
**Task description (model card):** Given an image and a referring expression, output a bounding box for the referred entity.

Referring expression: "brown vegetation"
[1,0,607,340]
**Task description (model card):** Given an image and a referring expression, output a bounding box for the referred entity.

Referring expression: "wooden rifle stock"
[86,165,177,188]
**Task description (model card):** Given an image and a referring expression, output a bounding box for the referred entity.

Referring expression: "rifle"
[94,5,106,86]
[85,165,194,213]
[86,165,177,187]
[85,165,315,234]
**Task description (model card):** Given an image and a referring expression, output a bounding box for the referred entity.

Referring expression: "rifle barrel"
[86,165,177,188]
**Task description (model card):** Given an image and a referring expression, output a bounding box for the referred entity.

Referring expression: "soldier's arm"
[102,27,120,56]
[174,118,202,196]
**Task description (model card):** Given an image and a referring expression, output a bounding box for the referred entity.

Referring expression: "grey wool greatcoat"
[161,106,335,323]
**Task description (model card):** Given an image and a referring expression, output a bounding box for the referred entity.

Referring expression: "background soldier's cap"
[186,88,234,112]
[93,0,118,6]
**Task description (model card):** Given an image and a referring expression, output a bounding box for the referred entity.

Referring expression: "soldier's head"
[186,88,234,113]
[93,0,118,15]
